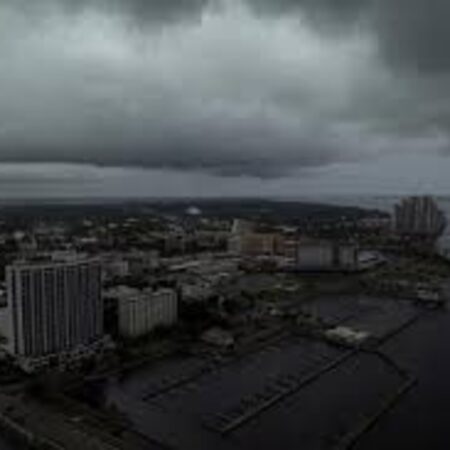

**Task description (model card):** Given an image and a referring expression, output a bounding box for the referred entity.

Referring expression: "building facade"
[228,232,286,257]
[108,287,178,338]
[4,256,103,371]
[296,241,335,270]
[296,240,358,272]
[394,196,446,237]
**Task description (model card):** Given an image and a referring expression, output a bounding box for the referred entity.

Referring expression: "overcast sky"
[1,0,450,198]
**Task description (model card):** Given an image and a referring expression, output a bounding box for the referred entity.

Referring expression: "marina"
[101,294,428,450]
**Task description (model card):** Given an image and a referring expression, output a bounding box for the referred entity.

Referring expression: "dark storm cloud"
[57,0,450,74]
[5,0,210,25]
[0,106,342,178]
[0,0,373,178]
[2,0,450,180]
[8,0,450,72]
[246,0,367,29]
[107,0,209,26]
[247,0,450,73]
[17,0,450,74]
[373,0,450,73]
[246,0,450,157]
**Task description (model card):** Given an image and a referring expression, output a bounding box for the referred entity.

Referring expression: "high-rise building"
[394,196,446,237]
[105,286,178,338]
[3,254,104,372]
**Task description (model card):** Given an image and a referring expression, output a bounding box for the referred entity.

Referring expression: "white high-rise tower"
[4,254,103,371]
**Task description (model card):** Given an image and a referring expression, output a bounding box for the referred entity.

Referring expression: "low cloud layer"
[1,0,450,182]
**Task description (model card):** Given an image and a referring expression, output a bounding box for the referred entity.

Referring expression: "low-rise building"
[127,250,160,276]
[101,254,130,281]
[297,240,334,270]
[229,232,286,257]
[296,240,358,272]
[231,219,254,235]
[181,280,213,303]
[358,215,392,231]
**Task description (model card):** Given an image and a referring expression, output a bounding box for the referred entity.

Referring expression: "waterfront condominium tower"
[394,195,446,237]
[4,254,103,371]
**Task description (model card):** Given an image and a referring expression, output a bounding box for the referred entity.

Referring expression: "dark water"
[0,437,14,450]
[2,300,449,449]
[105,337,355,449]
[103,302,424,450]
[356,308,450,449]
[101,294,450,449]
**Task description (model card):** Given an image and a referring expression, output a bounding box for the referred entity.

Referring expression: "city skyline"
[0,193,448,448]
